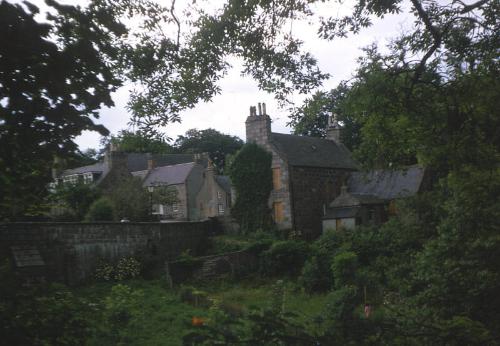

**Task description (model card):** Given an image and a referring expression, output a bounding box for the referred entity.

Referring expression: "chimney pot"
[262,103,266,115]
[258,103,262,116]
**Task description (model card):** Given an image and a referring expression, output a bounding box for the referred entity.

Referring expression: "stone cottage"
[195,160,232,218]
[322,165,428,231]
[245,103,358,239]
[53,148,232,221]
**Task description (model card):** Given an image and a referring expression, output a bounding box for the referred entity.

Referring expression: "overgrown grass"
[73,277,328,345]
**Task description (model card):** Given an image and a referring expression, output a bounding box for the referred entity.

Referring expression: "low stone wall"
[0,221,210,284]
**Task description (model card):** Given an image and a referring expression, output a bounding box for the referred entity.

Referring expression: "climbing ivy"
[229,143,273,233]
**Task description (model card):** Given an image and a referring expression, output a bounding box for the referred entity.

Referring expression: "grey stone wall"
[245,113,293,229]
[196,170,231,219]
[0,221,210,284]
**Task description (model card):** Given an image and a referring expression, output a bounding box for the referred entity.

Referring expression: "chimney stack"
[326,112,342,144]
[245,102,271,145]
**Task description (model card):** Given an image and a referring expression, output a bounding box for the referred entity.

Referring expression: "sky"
[31,0,414,151]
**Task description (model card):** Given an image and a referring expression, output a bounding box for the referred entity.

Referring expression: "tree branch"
[460,0,489,13]
[170,0,181,50]
[409,0,442,82]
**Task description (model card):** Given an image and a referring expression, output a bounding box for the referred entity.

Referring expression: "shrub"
[244,238,273,255]
[84,197,115,221]
[103,283,144,342]
[300,254,333,293]
[179,286,210,307]
[261,240,310,277]
[0,262,92,346]
[331,251,358,288]
[94,257,141,282]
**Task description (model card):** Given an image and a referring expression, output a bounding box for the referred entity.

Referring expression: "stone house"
[322,165,427,231]
[132,161,205,220]
[195,160,232,218]
[53,149,232,221]
[245,103,358,239]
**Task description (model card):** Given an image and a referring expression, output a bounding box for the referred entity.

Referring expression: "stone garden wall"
[0,221,210,284]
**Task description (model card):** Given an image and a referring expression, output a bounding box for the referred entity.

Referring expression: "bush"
[300,254,333,293]
[94,257,141,281]
[179,286,210,307]
[0,262,92,346]
[331,251,358,288]
[85,197,115,221]
[261,240,310,277]
[244,238,274,255]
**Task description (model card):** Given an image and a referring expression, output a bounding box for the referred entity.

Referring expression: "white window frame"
[218,203,225,215]
[83,172,93,184]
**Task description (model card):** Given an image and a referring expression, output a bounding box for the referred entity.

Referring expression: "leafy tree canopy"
[174,129,243,174]
[107,130,174,154]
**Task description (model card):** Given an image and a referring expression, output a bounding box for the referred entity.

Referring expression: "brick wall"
[0,221,210,284]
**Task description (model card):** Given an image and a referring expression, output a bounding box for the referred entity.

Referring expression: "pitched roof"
[329,191,385,208]
[126,153,207,172]
[141,162,196,187]
[324,206,361,219]
[215,175,231,193]
[60,153,208,178]
[348,165,425,200]
[270,133,358,169]
[61,162,105,176]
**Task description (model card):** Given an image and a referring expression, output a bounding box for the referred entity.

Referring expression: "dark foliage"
[229,143,273,233]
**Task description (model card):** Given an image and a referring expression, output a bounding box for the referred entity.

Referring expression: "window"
[217,191,222,199]
[172,203,179,213]
[273,202,284,223]
[83,172,93,184]
[218,204,225,215]
[152,204,161,214]
[272,167,281,190]
[63,174,79,185]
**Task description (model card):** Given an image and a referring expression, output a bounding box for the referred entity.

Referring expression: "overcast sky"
[23,0,414,150]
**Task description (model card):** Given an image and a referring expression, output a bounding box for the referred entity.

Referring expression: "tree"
[229,143,273,233]
[106,130,174,154]
[0,0,126,220]
[107,177,150,221]
[288,84,362,151]
[49,182,100,221]
[174,129,243,174]
[85,197,116,222]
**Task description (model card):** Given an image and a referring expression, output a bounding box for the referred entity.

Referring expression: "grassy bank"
[75,277,327,345]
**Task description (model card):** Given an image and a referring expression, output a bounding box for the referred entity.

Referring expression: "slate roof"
[61,162,106,176]
[141,162,196,187]
[126,153,206,172]
[270,133,358,169]
[60,153,207,177]
[324,206,360,219]
[215,175,232,193]
[348,165,425,200]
